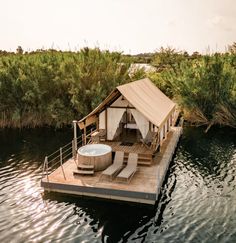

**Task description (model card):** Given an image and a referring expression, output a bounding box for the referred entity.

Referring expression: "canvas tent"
[78,78,176,145]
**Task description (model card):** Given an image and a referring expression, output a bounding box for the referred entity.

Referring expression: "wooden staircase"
[123,152,153,166]
[73,164,94,175]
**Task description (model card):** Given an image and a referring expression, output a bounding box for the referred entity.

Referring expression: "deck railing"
[41,127,96,182]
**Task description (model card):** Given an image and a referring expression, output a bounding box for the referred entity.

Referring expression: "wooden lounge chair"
[100,151,124,181]
[116,153,138,183]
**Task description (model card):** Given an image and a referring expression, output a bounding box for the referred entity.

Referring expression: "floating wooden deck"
[41,127,182,205]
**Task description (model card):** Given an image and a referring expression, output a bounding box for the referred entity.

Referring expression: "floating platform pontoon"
[41,127,182,205]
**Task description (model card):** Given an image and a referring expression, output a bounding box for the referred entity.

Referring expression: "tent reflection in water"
[78,78,177,151]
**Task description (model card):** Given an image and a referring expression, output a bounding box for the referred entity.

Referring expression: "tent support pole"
[105,109,107,140]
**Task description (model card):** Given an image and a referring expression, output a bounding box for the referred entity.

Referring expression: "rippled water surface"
[0,127,235,243]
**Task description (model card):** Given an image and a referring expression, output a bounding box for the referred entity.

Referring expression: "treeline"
[0,45,235,130]
[0,48,131,128]
[148,46,236,130]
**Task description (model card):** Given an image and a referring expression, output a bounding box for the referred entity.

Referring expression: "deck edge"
[41,180,156,205]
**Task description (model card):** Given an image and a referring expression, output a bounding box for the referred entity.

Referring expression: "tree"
[228,42,236,54]
[165,54,236,130]
[0,48,132,128]
[16,46,23,54]
[151,46,187,73]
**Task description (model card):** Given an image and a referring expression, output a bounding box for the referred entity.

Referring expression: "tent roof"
[78,78,175,128]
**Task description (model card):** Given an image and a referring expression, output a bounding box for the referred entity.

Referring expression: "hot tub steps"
[78,164,94,169]
[73,164,94,175]
[74,170,94,175]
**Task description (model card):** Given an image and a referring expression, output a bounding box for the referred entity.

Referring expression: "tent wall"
[99,111,105,129]
[159,109,176,145]
[165,121,168,134]
[110,95,133,107]
[170,114,173,126]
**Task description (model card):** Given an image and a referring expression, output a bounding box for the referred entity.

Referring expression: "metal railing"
[41,127,96,182]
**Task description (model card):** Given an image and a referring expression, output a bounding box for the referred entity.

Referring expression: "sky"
[0,0,236,54]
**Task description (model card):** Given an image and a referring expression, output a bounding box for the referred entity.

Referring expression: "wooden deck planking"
[41,127,182,205]
[101,141,152,155]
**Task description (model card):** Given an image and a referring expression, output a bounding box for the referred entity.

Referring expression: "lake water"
[0,127,235,243]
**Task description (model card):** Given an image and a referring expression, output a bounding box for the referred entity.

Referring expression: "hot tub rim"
[77,144,112,157]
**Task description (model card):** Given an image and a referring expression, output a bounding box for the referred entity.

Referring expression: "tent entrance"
[119,109,142,144]
[119,141,134,146]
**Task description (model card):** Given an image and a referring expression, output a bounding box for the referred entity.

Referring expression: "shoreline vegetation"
[0,45,235,131]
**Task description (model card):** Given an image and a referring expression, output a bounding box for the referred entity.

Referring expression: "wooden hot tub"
[77,144,112,171]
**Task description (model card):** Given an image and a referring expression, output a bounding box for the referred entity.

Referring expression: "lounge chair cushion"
[101,151,124,177]
[117,153,138,181]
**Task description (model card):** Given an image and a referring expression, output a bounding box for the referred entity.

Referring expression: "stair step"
[124,153,152,158]
[78,164,94,169]
[73,170,94,175]
[123,158,152,163]
[124,154,152,158]
[124,156,152,160]
[138,161,152,165]
[123,159,152,165]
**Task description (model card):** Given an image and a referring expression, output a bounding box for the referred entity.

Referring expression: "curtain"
[107,108,125,140]
[131,109,149,139]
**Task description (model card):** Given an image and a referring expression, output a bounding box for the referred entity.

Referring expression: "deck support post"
[84,126,87,145]
[96,116,99,131]
[60,147,66,180]
[72,139,77,166]
[73,120,77,152]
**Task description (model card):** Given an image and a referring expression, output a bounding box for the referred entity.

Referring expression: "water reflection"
[43,193,157,242]
[177,127,236,190]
